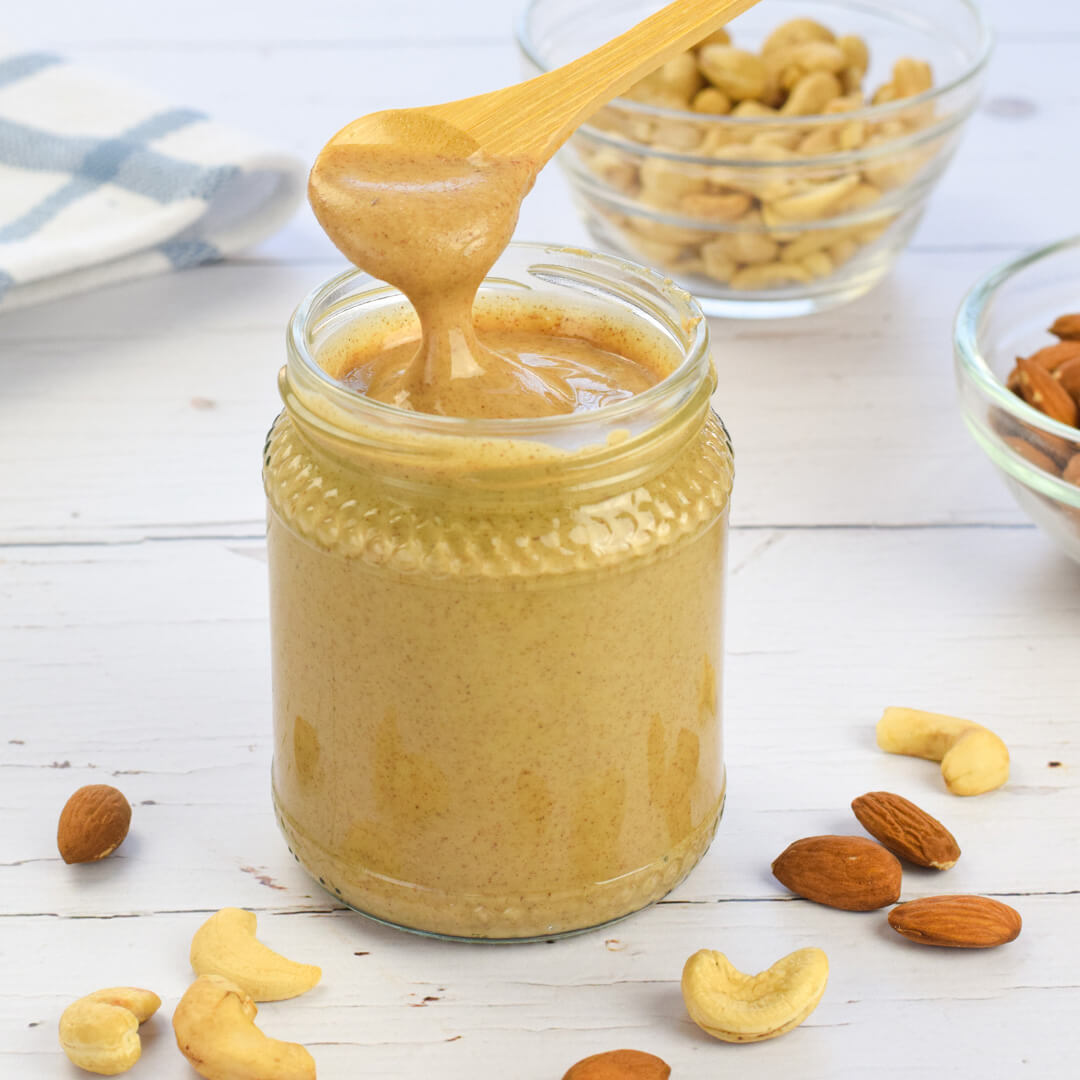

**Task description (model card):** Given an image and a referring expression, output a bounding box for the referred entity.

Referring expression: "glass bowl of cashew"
[519,0,992,318]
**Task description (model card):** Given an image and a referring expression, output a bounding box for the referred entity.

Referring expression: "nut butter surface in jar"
[265,244,734,940]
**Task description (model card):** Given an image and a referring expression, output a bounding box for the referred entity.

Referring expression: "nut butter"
[265,244,733,939]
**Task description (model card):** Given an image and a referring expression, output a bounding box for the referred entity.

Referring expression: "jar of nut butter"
[265,243,733,940]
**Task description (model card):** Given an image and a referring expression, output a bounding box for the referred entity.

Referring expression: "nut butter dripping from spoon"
[309,0,760,419]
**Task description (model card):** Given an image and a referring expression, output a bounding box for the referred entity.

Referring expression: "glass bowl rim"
[516,0,993,164]
[953,233,1080,504]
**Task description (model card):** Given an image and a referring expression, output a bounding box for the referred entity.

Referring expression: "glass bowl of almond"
[518,0,991,318]
[955,236,1080,563]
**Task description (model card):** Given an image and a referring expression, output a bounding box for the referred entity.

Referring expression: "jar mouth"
[285,242,711,444]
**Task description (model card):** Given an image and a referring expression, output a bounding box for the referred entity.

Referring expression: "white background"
[1,2,1077,1077]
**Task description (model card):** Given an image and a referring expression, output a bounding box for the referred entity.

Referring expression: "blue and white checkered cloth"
[0,48,307,311]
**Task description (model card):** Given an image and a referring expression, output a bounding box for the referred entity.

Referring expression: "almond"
[1049,313,1080,341]
[1065,454,1080,486]
[57,784,132,864]
[771,835,902,911]
[851,791,960,869]
[1054,357,1080,407]
[1025,340,1080,371]
[562,1049,671,1080]
[1003,435,1063,476]
[1016,355,1079,427]
[887,895,1022,948]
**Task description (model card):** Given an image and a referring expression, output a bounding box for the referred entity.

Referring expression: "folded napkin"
[0,47,307,311]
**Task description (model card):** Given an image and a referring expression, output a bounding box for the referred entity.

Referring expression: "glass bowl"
[518,0,992,318]
[955,236,1080,564]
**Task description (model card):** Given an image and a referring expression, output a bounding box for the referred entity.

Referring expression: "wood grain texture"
[1,531,1076,1076]
[0,897,1073,1078]
[0,251,1046,540]
[1,2,1078,1077]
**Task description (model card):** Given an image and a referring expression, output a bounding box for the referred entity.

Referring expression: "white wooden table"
[2,2,1077,1076]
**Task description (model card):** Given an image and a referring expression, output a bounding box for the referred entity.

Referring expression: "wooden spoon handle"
[450,0,761,162]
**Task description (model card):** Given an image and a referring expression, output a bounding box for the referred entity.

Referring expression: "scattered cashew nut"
[682,947,829,1042]
[877,707,1010,796]
[190,907,321,1002]
[173,974,316,1080]
[59,987,161,1076]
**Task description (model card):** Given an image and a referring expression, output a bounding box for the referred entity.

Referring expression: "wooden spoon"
[315,0,761,165]
[306,0,762,418]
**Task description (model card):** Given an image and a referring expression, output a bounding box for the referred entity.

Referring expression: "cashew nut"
[701,241,737,283]
[680,191,752,221]
[629,235,689,268]
[610,18,937,292]
[801,250,834,278]
[780,71,844,116]
[830,237,859,265]
[586,149,639,195]
[697,46,768,102]
[173,975,315,1080]
[770,41,848,92]
[877,707,1010,796]
[639,156,706,207]
[650,120,705,153]
[797,124,841,155]
[762,18,834,56]
[190,908,321,1002]
[627,52,703,107]
[892,57,933,99]
[779,228,838,263]
[722,230,780,266]
[730,261,812,290]
[682,947,829,1043]
[695,28,731,50]
[59,987,161,1076]
[766,174,861,222]
[692,87,732,115]
[836,35,869,76]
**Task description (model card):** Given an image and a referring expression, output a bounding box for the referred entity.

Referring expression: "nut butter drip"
[309,110,661,418]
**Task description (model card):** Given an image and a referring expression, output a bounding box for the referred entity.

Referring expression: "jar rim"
[284,241,712,443]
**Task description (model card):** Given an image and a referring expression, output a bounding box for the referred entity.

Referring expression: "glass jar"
[264,243,734,940]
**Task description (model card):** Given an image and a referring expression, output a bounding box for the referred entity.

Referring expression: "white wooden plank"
[0,246,1043,541]
[0,898,1073,1078]
[2,528,1076,917]
[2,0,516,47]
[4,0,1076,48]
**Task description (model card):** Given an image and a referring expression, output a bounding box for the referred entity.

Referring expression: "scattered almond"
[1049,312,1080,340]
[57,784,132,864]
[771,835,902,910]
[851,791,960,869]
[887,895,1022,948]
[562,1049,671,1079]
